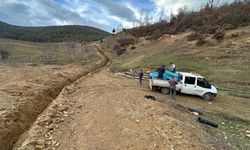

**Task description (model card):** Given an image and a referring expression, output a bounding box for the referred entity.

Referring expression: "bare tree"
[158,8,168,22]
[139,9,152,26]
[116,24,123,33]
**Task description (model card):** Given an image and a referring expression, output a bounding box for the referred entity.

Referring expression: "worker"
[138,69,144,85]
[169,76,178,99]
[157,65,165,79]
[169,62,176,73]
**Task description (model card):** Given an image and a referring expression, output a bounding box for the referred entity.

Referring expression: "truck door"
[195,78,212,96]
[181,76,197,95]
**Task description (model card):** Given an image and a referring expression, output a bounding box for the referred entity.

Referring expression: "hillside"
[108,26,250,149]
[128,0,250,39]
[0,39,100,64]
[0,21,110,42]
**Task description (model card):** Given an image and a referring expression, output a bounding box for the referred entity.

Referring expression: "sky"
[0,0,235,32]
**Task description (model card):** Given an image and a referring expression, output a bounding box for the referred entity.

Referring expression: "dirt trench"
[0,43,110,150]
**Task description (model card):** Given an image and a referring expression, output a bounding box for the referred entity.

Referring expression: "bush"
[0,49,11,59]
[149,29,163,40]
[117,38,137,46]
[113,45,126,56]
[212,31,225,42]
[186,33,202,41]
[196,36,207,46]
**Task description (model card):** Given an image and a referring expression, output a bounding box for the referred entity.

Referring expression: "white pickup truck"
[149,72,217,100]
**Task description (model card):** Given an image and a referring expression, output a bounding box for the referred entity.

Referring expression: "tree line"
[0,22,110,43]
[127,0,250,39]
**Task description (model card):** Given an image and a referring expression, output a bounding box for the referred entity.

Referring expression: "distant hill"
[0,21,110,42]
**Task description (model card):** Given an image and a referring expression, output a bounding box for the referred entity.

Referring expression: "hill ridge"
[0,21,110,42]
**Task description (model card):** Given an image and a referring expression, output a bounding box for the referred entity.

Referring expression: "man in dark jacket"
[157,65,165,79]
[138,69,144,85]
[169,76,178,99]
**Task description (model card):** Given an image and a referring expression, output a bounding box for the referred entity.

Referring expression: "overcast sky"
[0,0,235,32]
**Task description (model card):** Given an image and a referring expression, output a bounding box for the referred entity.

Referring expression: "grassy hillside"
[110,26,250,98]
[0,21,110,42]
[0,39,99,64]
[109,26,250,150]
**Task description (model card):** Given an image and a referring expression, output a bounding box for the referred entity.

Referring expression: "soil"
[12,68,224,150]
[0,43,109,150]
[0,41,241,150]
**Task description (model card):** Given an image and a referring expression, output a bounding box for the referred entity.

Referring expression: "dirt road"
[14,69,221,150]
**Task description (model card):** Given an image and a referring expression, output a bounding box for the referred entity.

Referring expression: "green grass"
[197,112,250,150]
[110,35,250,96]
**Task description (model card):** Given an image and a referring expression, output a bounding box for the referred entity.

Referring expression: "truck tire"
[161,87,170,94]
[202,92,214,101]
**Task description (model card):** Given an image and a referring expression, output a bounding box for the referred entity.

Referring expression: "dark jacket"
[157,67,165,75]
[139,71,144,78]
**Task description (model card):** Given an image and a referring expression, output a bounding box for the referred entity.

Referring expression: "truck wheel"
[202,93,214,101]
[161,88,170,94]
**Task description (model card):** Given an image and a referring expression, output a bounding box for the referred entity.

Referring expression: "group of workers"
[138,62,177,99]
[156,62,177,99]
[156,62,176,79]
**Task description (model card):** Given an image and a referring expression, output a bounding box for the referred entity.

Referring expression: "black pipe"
[197,117,219,128]
[187,107,203,115]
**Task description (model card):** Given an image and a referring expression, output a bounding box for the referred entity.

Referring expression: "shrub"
[148,29,163,40]
[113,45,126,55]
[212,31,225,42]
[186,33,202,41]
[0,49,11,59]
[196,36,207,46]
[117,38,137,46]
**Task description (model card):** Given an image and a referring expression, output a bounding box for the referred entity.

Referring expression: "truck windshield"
[197,78,211,89]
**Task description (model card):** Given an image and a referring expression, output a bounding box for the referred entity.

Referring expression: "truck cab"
[179,72,217,100]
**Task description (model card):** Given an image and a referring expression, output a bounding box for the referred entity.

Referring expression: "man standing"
[157,65,165,79]
[138,69,144,85]
[169,62,176,73]
[169,76,178,99]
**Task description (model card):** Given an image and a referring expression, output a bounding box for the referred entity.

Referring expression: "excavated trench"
[0,44,110,150]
